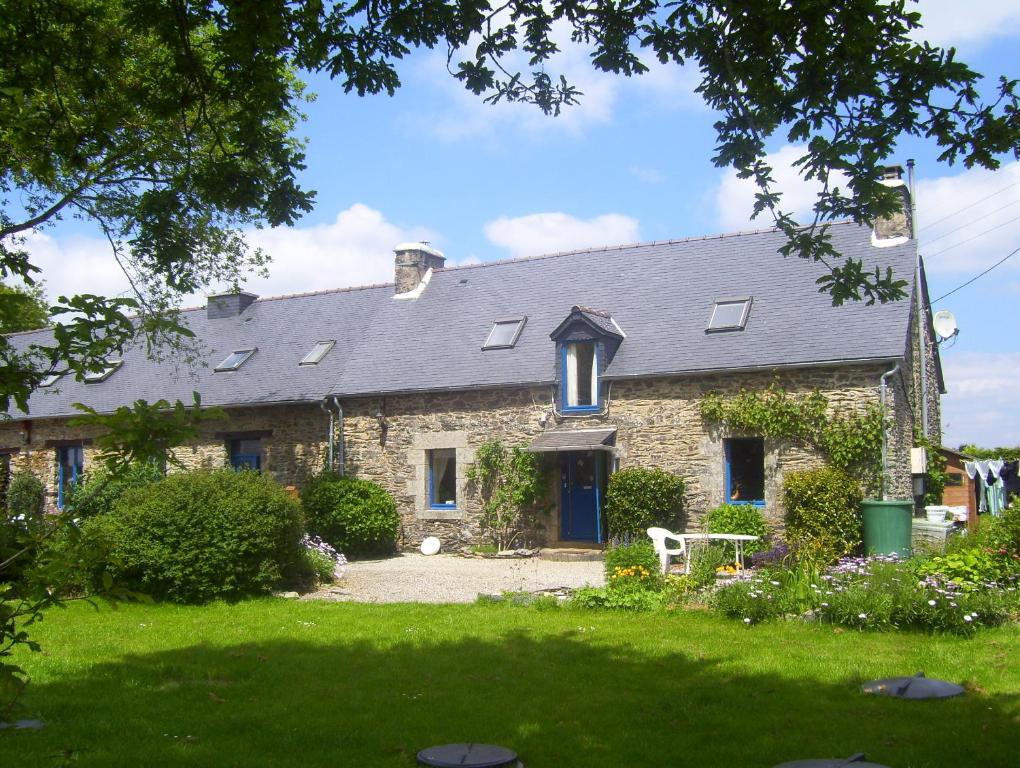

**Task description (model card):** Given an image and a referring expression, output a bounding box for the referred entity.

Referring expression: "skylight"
[300,340,336,366]
[83,359,122,383]
[39,372,62,387]
[707,298,752,332]
[482,317,527,350]
[215,348,256,372]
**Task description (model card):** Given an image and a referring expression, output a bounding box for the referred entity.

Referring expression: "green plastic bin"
[861,499,913,557]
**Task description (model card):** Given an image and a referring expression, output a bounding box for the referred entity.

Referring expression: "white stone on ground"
[303,553,604,604]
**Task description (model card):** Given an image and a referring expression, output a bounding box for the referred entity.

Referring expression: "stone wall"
[0,403,328,510]
[1,361,921,548]
[339,362,911,549]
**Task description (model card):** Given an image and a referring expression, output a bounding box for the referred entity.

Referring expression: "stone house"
[2,184,943,550]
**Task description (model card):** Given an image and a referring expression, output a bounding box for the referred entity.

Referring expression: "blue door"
[560,451,603,542]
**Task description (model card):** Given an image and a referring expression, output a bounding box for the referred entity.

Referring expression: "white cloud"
[714,144,850,232]
[916,161,1020,276]
[911,0,1020,48]
[21,230,133,303]
[940,351,1020,447]
[244,204,436,296]
[484,212,641,258]
[20,204,439,305]
[629,166,665,185]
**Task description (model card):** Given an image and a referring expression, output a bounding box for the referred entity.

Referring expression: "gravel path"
[303,553,605,604]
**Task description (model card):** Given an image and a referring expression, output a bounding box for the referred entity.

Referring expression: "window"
[83,358,122,383]
[428,448,457,509]
[300,340,335,366]
[39,372,62,387]
[482,317,526,350]
[56,444,85,508]
[215,348,256,372]
[707,297,752,331]
[945,472,964,487]
[725,438,765,506]
[229,438,262,471]
[563,342,598,411]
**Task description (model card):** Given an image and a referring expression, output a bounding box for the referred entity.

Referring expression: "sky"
[17,1,1020,449]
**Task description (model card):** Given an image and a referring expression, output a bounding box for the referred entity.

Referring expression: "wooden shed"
[939,447,977,528]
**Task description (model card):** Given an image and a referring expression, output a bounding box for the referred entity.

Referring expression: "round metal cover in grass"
[861,672,964,699]
[775,755,890,768]
[417,743,520,767]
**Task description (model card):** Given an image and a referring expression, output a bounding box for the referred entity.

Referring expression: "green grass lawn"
[3,600,1018,767]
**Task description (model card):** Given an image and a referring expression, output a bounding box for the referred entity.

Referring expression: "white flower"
[770,580,780,586]
[858,613,867,619]
[743,618,752,624]
[928,600,936,606]
[964,615,973,622]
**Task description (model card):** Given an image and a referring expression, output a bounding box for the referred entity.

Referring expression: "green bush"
[65,463,165,519]
[984,498,1020,559]
[705,504,770,555]
[571,582,663,611]
[783,468,863,564]
[300,473,399,556]
[82,469,305,603]
[603,540,661,583]
[604,467,684,540]
[5,471,45,521]
[2,472,48,584]
[686,543,732,587]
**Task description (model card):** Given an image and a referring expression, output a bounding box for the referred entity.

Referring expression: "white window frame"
[482,317,527,350]
[707,297,752,332]
[564,342,599,411]
[300,340,336,366]
[215,348,256,372]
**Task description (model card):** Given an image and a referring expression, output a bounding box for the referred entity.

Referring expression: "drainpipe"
[332,396,344,476]
[320,399,335,472]
[908,159,929,440]
[880,363,900,500]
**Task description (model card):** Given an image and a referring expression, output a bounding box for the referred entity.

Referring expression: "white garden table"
[678,533,759,574]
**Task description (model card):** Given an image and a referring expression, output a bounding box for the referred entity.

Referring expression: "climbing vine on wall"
[466,440,549,551]
[700,384,884,494]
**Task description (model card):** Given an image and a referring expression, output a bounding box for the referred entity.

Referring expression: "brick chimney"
[873,165,913,240]
[207,290,258,319]
[394,242,445,295]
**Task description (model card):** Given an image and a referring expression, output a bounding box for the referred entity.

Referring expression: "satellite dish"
[932,310,958,340]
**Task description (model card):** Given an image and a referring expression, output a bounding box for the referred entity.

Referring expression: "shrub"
[65,463,165,520]
[603,540,661,582]
[300,473,399,556]
[604,467,684,540]
[783,468,863,564]
[984,498,1020,559]
[1,472,48,585]
[705,503,770,555]
[82,469,304,603]
[572,582,663,611]
[5,472,45,521]
[466,440,547,550]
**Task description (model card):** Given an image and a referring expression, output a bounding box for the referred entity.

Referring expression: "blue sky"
[20,1,1020,448]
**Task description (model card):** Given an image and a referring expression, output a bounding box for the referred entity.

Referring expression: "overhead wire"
[929,245,1020,305]
[924,214,1020,260]
[918,177,1020,233]
[921,197,1020,246]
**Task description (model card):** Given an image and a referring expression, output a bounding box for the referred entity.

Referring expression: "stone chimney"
[394,242,445,295]
[207,290,258,319]
[873,165,913,240]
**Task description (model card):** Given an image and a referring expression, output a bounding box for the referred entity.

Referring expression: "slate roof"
[5,220,917,419]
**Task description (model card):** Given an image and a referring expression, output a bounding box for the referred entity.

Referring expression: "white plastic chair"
[646,527,688,575]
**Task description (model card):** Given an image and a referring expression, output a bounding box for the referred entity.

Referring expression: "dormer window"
[83,359,122,383]
[563,342,598,411]
[300,340,335,366]
[482,317,526,350]
[215,348,256,372]
[707,297,752,332]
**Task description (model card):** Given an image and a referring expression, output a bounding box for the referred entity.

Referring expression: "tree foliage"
[68,392,227,474]
[0,281,49,334]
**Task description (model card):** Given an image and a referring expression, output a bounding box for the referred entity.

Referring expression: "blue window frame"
[229,438,262,472]
[428,448,457,509]
[724,438,765,506]
[561,342,599,412]
[57,444,85,508]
